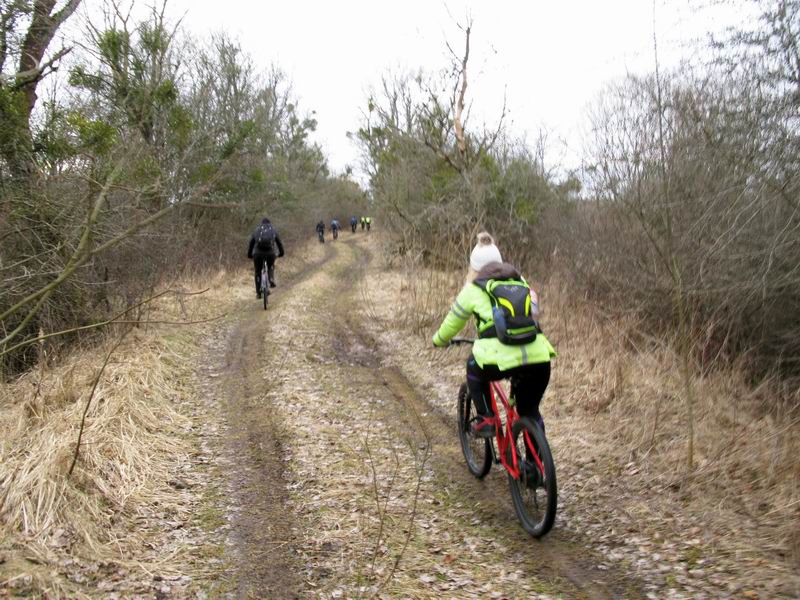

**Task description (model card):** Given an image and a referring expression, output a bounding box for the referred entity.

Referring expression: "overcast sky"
[81,0,748,177]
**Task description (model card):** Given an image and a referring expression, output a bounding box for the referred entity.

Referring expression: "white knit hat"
[469,232,502,271]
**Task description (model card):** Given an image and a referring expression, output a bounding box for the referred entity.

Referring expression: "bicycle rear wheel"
[261,269,268,310]
[457,383,491,478]
[507,417,557,537]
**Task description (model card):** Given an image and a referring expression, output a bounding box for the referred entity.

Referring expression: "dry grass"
[0,266,235,596]
[543,273,800,562]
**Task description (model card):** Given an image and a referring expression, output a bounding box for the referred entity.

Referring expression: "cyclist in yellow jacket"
[432,233,556,438]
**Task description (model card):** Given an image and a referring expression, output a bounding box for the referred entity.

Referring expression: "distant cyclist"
[365,216,372,231]
[247,217,284,298]
[316,220,325,243]
[360,216,366,231]
[331,218,341,240]
[350,216,358,233]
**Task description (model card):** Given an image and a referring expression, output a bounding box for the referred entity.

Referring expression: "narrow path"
[218,316,302,598]
[197,235,645,599]
[200,241,335,598]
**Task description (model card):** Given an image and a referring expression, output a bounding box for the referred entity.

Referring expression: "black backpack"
[254,223,276,253]
[474,277,539,345]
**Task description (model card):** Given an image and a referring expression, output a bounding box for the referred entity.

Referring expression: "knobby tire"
[261,267,268,310]
[457,383,491,478]
[507,417,557,537]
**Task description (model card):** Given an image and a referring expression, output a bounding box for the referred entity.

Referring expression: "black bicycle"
[260,262,270,310]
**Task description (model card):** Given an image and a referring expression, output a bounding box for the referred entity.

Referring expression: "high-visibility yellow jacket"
[432,281,556,370]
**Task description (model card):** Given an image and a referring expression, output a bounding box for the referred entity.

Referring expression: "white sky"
[79,0,749,178]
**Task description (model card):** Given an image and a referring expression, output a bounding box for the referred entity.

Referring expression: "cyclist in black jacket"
[316,220,325,243]
[247,218,284,298]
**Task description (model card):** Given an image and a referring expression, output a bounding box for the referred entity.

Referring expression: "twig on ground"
[68,327,133,477]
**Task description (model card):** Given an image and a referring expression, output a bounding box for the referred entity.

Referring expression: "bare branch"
[68,325,130,477]
[452,24,470,164]
[17,0,82,115]
[0,159,125,344]
[0,287,211,359]
[10,44,71,87]
[0,154,228,344]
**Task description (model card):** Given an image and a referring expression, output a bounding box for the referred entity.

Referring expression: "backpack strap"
[478,323,498,339]
[473,278,497,339]
[471,310,496,338]
[472,277,491,291]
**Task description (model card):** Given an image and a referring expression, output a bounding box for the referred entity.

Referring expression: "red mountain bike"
[451,339,557,537]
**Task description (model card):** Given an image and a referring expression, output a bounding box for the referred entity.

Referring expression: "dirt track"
[195,235,648,599]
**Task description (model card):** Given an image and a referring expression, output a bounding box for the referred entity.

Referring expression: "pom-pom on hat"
[469,232,502,271]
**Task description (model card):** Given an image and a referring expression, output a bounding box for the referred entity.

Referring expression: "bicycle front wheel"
[507,417,557,537]
[457,383,491,478]
[261,271,268,310]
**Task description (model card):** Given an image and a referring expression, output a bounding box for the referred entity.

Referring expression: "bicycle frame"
[487,381,545,481]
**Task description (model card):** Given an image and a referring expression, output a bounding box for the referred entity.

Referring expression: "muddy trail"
[197,235,646,599]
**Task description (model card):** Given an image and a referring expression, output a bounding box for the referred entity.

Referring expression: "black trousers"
[466,355,550,428]
[253,254,275,292]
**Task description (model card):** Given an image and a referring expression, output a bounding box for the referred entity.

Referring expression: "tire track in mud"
[204,242,336,598]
